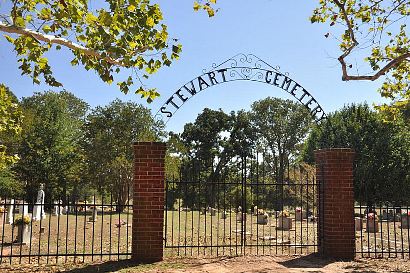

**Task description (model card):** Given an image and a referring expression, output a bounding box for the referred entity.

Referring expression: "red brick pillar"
[315,148,355,260]
[132,142,166,262]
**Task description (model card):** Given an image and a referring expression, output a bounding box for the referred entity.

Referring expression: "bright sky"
[0,0,385,132]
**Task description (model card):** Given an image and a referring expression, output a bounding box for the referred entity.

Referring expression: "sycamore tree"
[311,0,410,119]
[0,0,182,101]
[198,0,410,119]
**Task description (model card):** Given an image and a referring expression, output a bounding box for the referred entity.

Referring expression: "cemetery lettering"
[160,69,228,117]
[159,68,326,123]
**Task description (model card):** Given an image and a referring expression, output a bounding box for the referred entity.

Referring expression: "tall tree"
[84,100,163,210]
[302,104,410,204]
[0,0,182,101]
[177,108,256,207]
[250,97,313,209]
[16,91,88,202]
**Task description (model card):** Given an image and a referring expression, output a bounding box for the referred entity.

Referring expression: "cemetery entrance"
[164,153,319,256]
[159,54,324,257]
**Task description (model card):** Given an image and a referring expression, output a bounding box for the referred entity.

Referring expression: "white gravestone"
[53,200,63,216]
[33,184,46,221]
[19,203,29,217]
[7,199,15,225]
[253,206,258,216]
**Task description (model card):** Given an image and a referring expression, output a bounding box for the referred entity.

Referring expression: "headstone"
[7,199,14,225]
[56,200,63,215]
[236,212,246,222]
[220,211,228,219]
[209,208,216,216]
[381,210,388,220]
[200,207,206,215]
[15,224,31,245]
[64,205,70,214]
[19,203,29,217]
[401,214,410,229]
[257,213,269,225]
[295,209,307,221]
[237,206,242,213]
[355,217,363,231]
[253,206,258,216]
[53,201,59,216]
[33,184,46,221]
[388,209,395,221]
[277,216,292,230]
[366,217,379,233]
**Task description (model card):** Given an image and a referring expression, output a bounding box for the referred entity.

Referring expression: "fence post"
[132,142,166,263]
[315,148,355,260]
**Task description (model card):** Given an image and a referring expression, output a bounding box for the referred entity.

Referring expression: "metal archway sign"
[155,53,327,124]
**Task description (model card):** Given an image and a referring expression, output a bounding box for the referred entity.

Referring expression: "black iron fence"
[0,191,132,264]
[355,203,410,258]
[164,155,318,257]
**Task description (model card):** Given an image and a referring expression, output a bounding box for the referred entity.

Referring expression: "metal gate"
[164,153,318,256]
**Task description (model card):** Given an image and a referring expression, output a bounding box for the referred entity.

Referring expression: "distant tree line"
[0,90,163,211]
[1,88,410,210]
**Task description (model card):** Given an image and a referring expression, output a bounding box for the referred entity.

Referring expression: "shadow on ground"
[62,260,138,273]
[279,254,382,273]
[278,253,334,269]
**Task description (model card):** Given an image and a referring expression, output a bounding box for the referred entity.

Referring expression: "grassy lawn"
[164,210,318,257]
[0,210,132,264]
[356,220,410,257]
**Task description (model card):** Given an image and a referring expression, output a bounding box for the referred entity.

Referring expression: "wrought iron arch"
[155,53,327,124]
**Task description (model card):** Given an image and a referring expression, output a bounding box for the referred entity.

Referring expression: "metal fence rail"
[355,204,410,258]
[0,192,132,264]
[164,155,318,257]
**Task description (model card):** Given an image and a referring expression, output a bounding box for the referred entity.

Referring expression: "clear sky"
[0,0,385,132]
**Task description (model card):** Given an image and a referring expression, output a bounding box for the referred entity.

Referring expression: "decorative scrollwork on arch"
[157,53,327,125]
[203,53,284,74]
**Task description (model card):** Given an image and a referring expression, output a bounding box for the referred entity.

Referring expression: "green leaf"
[146,17,155,27]
[14,17,25,27]
[193,2,200,11]
[85,13,97,24]
[128,5,136,12]
[42,25,52,34]
[4,35,15,43]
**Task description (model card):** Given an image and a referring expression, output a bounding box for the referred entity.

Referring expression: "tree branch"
[0,21,135,67]
[340,52,410,81]
[332,0,410,82]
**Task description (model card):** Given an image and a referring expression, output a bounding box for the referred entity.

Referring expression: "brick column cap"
[314,148,355,153]
[133,142,167,146]
[314,148,355,161]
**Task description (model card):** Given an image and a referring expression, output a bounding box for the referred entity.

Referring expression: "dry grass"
[164,210,318,257]
[0,210,132,264]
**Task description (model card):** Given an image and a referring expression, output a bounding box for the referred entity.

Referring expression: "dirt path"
[1,255,410,272]
[151,255,410,273]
